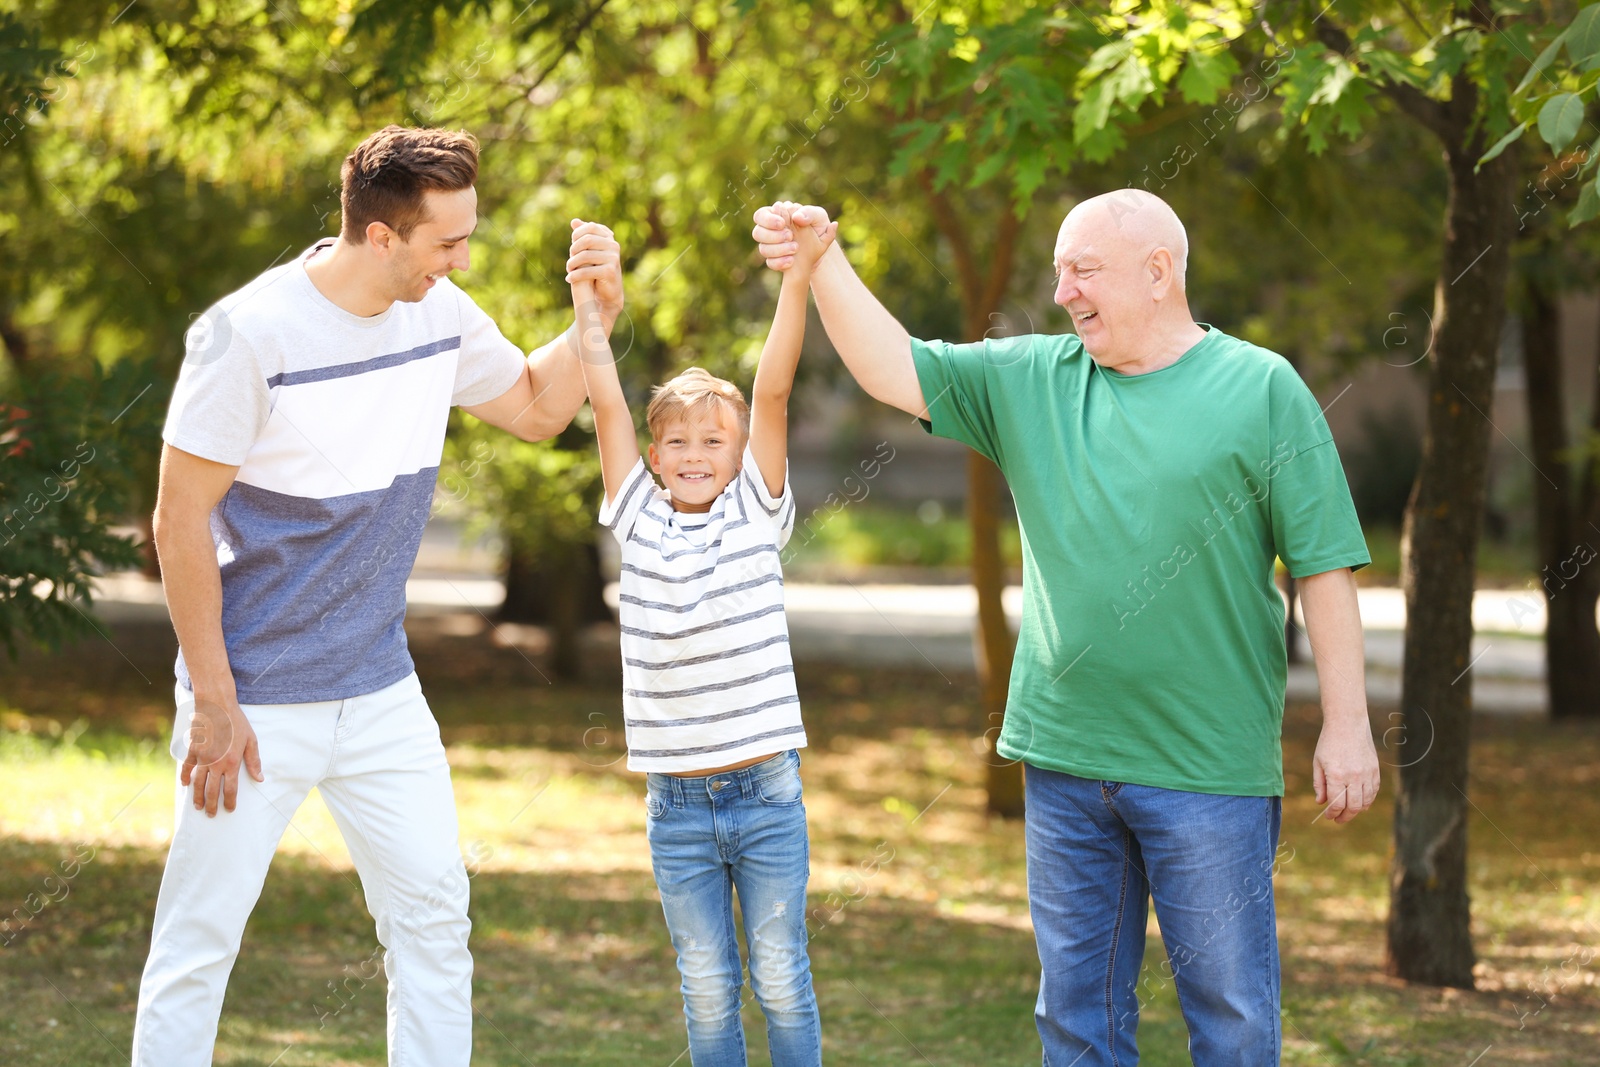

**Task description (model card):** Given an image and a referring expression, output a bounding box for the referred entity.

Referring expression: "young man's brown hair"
[340,125,479,243]
[646,368,751,441]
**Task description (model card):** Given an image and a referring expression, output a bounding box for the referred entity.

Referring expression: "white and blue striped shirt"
[600,448,806,772]
[162,239,525,703]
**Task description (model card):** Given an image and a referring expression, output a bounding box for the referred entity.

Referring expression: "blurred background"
[1,2,1596,1064]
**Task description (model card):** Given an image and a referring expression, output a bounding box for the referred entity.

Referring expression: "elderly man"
[753,190,1379,1065]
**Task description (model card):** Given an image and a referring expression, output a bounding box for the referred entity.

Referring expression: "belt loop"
[739,764,757,800]
[671,774,684,808]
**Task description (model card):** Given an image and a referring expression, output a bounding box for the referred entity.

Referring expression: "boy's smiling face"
[647,403,744,513]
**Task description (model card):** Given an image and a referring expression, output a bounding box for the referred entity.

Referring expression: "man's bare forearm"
[154,513,235,701]
[808,243,922,416]
[1298,567,1368,725]
[513,324,593,440]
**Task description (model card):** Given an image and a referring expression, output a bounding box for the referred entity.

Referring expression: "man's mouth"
[1074,310,1098,325]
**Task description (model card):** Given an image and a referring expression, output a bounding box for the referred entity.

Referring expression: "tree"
[1488,3,1600,719]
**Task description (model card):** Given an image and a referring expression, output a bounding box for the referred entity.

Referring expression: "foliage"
[1484,2,1600,225]
[0,363,151,656]
[443,416,603,567]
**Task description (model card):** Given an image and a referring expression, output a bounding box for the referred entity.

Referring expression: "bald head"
[1062,189,1190,289]
[1052,190,1205,374]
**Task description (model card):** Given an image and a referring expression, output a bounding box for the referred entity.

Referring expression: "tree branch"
[1314,18,1452,137]
[917,172,985,335]
[978,204,1025,325]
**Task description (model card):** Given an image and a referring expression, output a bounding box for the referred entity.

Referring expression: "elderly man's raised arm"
[752,205,925,418]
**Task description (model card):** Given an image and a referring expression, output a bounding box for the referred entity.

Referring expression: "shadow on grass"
[0,836,1042,1067]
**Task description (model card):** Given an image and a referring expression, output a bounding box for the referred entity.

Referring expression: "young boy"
[568,207,833,1067]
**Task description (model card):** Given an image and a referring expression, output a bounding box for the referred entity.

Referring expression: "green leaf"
[1538,92,1585,151]
[967,151,1009,188]
[1176,48,1238,104]
[1567,5,1600,65]
[1476,120,1528,170]
[1570,178,1600,226]
[1515,29,1569,96]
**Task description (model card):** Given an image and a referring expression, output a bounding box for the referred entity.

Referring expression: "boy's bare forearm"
[573,305,640,504]
[749,268,809,496]
[753,269,809,402]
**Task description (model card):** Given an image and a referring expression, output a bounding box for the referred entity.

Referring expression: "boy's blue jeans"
[646,750,822,1067]
[1024,765,1283,1066]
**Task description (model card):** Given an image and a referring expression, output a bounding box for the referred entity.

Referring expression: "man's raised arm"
[752,205,925,419]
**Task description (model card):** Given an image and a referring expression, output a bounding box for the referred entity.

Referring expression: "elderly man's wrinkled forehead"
[1055,190,1189,271]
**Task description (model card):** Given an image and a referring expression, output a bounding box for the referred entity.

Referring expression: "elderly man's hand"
[1312,717,1380,824]
[752,202,837,271]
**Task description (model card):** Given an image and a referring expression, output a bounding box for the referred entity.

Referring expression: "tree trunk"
[919,181,1027,817]
[1283,572,1301,663]
[970,452,1024,817]
[1522,280,1600,718]
[500,540,610,680]
[1385,112,1516,989]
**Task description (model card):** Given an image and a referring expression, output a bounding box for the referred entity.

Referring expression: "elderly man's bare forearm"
[807,242,923,417]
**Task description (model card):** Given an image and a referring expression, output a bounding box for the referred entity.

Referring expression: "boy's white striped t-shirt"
[600,447,806,773]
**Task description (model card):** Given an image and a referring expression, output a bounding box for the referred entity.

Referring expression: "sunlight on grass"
[1,683,1596,1065]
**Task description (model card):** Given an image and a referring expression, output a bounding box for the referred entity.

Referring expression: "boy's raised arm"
[569,220,640,507]
[749,204,825,499]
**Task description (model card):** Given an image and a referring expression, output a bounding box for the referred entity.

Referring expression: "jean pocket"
[645,792,669,819]
[755,763,804,807]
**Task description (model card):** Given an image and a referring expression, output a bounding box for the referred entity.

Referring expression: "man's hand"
[752,202,837,271]
[179,695,264,817]
[567,219,623,326]
[1311,716,1380,824]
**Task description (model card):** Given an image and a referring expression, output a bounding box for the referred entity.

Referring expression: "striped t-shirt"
[600,448,807,772]
[162,240,526,703]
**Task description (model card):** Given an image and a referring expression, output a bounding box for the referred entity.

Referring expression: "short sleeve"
[599,460,656,543]
[1266,368,1370,577]
[162,309,271,466]
[737,445,796,550]
[449,282,527,407]
[908,336,1006,466]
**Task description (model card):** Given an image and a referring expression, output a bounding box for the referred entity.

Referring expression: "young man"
[133,125,622,1067]
[753,191,1379,1066]
[569,205,832,1066]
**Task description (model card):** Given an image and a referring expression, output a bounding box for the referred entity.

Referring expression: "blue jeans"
[645,750,822,1067]
[1025,765,1283,1066]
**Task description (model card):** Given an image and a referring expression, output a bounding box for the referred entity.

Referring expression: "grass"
[0,616,1596,1065]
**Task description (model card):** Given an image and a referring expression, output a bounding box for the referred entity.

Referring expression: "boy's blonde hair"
[646,367,750,442]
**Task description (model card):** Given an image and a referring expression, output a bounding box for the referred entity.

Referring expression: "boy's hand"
[567,219,623,326]
[753,202,837,271]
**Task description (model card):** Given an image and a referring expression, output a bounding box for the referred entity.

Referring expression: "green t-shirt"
[911,325,1369,796]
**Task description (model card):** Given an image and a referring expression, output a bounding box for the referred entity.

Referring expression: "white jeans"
[132,672,473,1066]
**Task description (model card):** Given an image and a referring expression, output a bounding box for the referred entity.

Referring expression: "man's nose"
[450,240,471,274]
[1054,276,1077,305]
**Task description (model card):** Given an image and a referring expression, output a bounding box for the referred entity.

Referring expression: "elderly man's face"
[1056,209,1184,371]
[1051,214,1155,367]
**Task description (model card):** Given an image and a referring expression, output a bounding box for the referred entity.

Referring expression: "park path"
[90,573,1552,715]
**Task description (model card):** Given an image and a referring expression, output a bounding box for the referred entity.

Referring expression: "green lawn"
[0,619,1594,1065]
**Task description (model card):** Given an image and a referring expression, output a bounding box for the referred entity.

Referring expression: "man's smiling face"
[385,186,477,303]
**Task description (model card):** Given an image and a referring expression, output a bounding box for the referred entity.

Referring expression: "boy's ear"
[646,441,660,472]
